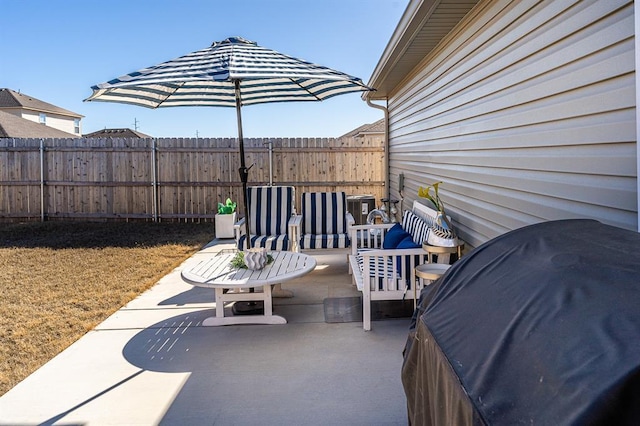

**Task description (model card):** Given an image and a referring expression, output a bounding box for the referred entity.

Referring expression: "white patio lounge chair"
[290,191,354,251]
[234,185,296,251]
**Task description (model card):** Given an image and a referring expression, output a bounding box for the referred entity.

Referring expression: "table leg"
[201,285,287,326]
[215,288,226,319]
[263,284,273,316]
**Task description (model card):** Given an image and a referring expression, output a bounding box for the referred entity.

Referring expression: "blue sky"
[0,0,407,137]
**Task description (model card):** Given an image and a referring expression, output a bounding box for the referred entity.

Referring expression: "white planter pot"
[215,212,237,239]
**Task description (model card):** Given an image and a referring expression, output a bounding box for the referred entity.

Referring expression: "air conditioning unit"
[347,195,376,225]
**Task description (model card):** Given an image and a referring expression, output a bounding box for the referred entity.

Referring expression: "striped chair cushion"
[237,186,294,251]
[238,234,289,251]
[300,191,349,249]
[300,233,349,250]
[356,254,410,291]
[356,255,399,278]
[248,186,294,236]
[402,210,431,245]
[302,192,347,234]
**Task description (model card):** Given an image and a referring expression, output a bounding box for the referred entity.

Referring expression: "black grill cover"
[403,219,640,425]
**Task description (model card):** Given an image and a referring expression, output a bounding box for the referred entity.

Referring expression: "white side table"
[413,242,464,306]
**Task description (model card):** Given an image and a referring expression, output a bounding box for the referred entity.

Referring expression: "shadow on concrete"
[121,310,410,425]
[158,287,216,306]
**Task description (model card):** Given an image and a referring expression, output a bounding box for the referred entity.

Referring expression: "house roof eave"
[364,0,480,101]
[0,88,84,119]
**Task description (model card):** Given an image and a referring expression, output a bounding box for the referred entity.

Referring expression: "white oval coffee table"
[181,251,316,326]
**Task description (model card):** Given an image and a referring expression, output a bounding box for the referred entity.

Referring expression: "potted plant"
[215,198,237,239]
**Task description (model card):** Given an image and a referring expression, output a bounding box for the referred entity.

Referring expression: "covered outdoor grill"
[403,219,640,425]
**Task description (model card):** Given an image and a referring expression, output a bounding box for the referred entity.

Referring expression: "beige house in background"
[339,118,384,142]
[0,110,79,138]
[0,88,83,136]
[365,0,637,247]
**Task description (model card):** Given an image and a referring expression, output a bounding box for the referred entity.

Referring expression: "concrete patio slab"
[0,240,410,425]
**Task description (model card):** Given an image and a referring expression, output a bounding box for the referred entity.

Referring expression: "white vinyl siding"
[387,0,636,247]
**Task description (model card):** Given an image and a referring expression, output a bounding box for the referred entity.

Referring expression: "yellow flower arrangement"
[418,181,458,240]
[418,181,444,212]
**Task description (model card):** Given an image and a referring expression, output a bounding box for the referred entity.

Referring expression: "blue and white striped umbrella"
[86,36,373,247]
[86,36,372,108]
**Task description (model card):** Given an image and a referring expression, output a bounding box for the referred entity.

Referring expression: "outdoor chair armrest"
[358,246,426,258]
[288,214,302,227]
[288,214,302,252]
[349,222,396,232]
[346,212,355,227]
[234,217,246,245]
[234,216,246,230]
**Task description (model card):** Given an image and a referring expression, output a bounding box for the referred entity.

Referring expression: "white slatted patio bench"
[348,201,460,330]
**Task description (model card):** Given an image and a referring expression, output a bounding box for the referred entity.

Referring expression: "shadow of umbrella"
[85,36,373,249]
[122,310,312,374]
[121,310,408,424]
[157,286,215,306]
[121,310,325,423]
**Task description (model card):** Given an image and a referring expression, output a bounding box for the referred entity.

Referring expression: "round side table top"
[415,263,451,280]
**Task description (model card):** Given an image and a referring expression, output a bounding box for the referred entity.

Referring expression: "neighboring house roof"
[0,110,79,138]
[0,88,83,118]
[340,118,385,138]
[84,128,152,138]
[365,0,480,99]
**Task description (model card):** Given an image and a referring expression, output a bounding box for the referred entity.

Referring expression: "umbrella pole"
[235,79,252,250]
[233,79,264,315]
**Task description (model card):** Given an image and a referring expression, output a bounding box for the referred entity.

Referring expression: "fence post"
[265,139,273,186]
[152,138,159,222]
[39,138,45,222]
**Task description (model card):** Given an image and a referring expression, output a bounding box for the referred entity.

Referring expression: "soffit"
[366,0,480,100]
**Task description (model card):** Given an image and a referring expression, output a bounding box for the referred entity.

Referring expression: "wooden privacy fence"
[0,136,385,222]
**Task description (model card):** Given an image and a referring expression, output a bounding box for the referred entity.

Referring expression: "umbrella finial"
[212,37,257,48]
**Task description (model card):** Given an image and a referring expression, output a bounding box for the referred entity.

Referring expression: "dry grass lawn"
[0,221,214,396]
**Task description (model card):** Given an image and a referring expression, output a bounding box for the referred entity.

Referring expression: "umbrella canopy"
[85,36,374,248]
[86,36,372,107]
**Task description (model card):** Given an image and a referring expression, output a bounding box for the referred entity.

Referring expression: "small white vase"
[244,248,268,270]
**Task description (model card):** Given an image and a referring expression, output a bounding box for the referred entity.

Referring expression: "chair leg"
[363,284,371,331]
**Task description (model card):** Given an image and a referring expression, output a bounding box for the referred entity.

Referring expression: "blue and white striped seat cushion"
[356,254,414,291]
[402,210,431,245]
[300,191,350,249]
[238,234,288,251]
[356,255,400,279]
[300,234,349,249]
[237,186,294,251]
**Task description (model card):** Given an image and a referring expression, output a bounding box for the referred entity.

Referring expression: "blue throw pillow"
[383,223,410,249]
[397,235,421,249]
[394,235,422,279]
